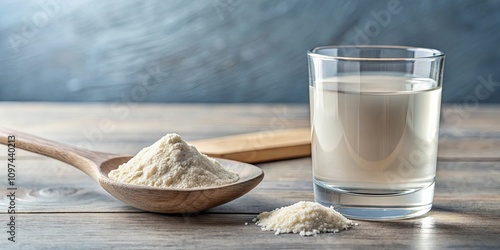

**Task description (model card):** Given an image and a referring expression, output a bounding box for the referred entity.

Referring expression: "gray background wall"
[0,0,499,103]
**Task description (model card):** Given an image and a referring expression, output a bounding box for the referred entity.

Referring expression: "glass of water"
[308,45,445,220]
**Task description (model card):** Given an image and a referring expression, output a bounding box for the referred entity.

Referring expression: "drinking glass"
[308,45,445,220]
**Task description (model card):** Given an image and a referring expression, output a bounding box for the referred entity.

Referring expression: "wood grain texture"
[191,128,311,163]
[2,157,499,215]
[0,102,499,248]
[1,1,500,104]
[9,212,500,249]
[1,102,500,159]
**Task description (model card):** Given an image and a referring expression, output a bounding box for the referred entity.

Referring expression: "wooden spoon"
[0,128,264,214]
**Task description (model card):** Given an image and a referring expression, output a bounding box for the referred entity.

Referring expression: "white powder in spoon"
[108,133,239,188]
[254,201,355,236]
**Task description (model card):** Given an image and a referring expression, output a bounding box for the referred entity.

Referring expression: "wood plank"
[0,103,499,248]
[3,103,500,160]
[441,104,500,133]
[8,212,500,249]
[0,102,310,156]
[438,138,500,161]
[1,157,498,216]
[5,102,500,135]
[3,136,500,162]
[0,102,310,131]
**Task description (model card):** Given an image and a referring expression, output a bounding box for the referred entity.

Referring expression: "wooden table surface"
[1,102,499,249]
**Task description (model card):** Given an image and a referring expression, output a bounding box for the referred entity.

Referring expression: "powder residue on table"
[108,133,239,188]
[254,201,355,236]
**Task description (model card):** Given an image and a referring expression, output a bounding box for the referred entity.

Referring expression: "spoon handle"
[0,127,114,180]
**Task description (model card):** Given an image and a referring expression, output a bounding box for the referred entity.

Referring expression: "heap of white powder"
[254,201,355,236]
[108,133,239,188]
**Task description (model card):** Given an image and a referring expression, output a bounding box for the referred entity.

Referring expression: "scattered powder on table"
[108,133,239,188]
[254,201,356,236]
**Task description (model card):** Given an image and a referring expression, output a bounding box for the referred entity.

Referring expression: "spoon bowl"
[98,156,264,213]
[0,128,264,213]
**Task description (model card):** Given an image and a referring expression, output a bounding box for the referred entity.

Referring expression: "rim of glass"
[308,45,445,61]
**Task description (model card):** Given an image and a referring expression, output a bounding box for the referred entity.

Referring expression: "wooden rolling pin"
[191,128,311,163]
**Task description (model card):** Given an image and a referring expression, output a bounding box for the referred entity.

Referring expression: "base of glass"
[314,180,434,220]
